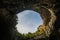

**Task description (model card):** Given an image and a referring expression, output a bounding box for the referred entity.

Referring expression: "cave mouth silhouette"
[0,0,58,40]
[16,10,43,34]
[15,6,56,38]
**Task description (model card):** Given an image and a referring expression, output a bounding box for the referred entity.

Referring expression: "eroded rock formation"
[0,0,60,40]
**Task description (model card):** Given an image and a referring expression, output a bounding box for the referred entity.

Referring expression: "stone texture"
[0,0,60,40]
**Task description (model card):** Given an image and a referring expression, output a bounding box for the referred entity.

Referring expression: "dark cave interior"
[0,0,60,40]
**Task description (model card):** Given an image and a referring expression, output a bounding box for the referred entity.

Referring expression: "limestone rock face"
[38,25,50,37]
[0,0,60,40]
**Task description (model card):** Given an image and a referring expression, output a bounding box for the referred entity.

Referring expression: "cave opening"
[0,0,59,40]
[16,10,43,34]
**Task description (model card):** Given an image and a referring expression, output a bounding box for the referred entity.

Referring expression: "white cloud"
[16,24,36,34]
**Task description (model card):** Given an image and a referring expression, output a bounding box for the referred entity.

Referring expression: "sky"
[16,10,43,34]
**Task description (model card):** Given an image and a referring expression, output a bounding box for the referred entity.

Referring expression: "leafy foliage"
[16,25,49,40]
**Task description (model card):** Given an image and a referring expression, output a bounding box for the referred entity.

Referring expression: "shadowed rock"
[0,0,60,40]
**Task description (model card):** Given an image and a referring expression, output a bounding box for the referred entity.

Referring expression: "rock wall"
[0,0,60,40]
